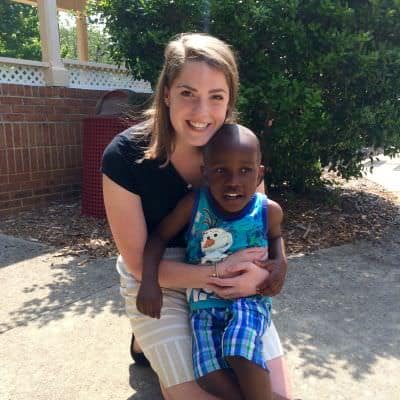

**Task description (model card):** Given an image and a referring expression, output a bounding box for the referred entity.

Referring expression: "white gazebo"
[0,0,151,92]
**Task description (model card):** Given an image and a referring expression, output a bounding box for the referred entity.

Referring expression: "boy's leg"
[227,356,272,400]
[197,369,243,400]
[223,298,272,400]
[191,308,243,399]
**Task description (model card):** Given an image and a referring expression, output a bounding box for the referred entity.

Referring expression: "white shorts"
[117,248,284,388]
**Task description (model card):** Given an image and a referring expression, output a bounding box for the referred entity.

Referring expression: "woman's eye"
[215,168,225,173]
[211,94,224,101]
[181,90,193,97]
[240,168,251,173]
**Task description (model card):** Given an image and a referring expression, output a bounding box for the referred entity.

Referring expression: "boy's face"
[202,139,264,214]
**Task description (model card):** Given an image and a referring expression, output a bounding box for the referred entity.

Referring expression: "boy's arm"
[255,198,287,296]
[136,192,195,318]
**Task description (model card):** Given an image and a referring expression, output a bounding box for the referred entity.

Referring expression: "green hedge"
[93,0,400,191]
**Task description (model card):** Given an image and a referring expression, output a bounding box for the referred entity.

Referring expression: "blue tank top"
[185,188,271,310]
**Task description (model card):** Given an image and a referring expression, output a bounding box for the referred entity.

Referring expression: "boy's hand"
[136,283,163,319]
[254,257,287,296]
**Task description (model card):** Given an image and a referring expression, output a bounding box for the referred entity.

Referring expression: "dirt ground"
[0,175,398,262]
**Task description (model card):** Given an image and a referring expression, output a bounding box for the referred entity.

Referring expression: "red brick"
[43,146,52,170]
[14,148,24,173]
[45,98,64,106]
[3,114,24,122]
[33,187,51,196]
[2,97,24,105]
[7,149,15,174]
[4,124,13,147]
[21,148,30,172]
[13,124,23,147]
[0,199,22,209]
[24,113,46,122]
[21,197,41,207]
[0,175,10,185]
[23,97,44,105]
[9,172,31,183]
[56,146,65,168]
[48,124,57,145]
[31,171,51,181]
[37,147,45,171]
[0,125,5,149]
[23,86,33,97]
[13,105,35,114]
[30,147,41,172]
[0,192,10,201]
[0,150,7,174]
[0,104,12,113]
[13,189,33,199]
[31,86,41,97]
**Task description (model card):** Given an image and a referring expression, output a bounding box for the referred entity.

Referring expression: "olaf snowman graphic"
[191,228,233,303]
[200,228,233,263]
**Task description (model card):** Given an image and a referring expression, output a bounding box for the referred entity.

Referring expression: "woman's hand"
[254,257,287,296]
[218,247,267,278]
[206,261,270,299]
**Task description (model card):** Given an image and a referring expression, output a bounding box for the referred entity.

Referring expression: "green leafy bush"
[93,0,400,191]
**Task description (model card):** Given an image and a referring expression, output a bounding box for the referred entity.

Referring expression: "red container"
[81,116,134,218]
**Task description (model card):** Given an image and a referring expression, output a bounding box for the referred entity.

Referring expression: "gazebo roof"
[14,0,86,11]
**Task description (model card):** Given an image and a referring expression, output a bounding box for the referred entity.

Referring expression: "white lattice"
[0,59,47,86]
[65,61,152,93]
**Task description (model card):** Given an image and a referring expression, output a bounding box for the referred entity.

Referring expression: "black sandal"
[130,333,150,367]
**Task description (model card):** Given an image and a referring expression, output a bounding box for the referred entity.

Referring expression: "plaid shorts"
[190,297,271,379]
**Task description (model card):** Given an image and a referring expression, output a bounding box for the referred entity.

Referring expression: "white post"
[37,0,69,86]
[76,11,89,62]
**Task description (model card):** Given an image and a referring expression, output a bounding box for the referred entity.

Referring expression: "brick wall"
[0,83,107,217]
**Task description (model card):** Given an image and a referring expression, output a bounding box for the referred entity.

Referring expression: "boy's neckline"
[204,188,257,221]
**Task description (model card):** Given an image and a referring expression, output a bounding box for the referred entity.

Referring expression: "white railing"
[0,57,152,92]
[0,57,48,86]
[63,59,152,92]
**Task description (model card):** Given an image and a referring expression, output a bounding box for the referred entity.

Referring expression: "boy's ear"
[257,165,265,186]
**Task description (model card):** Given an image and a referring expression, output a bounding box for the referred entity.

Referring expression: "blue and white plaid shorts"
[190,297,271,379]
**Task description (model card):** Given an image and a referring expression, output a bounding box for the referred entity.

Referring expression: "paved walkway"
[1,156,399,400]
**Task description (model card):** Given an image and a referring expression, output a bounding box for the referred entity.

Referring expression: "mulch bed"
[0,175,398,263]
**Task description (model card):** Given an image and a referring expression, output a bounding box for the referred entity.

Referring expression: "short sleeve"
[101,130,145,195]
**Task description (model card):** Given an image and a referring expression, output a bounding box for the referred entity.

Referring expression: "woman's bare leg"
[268,356,292,400]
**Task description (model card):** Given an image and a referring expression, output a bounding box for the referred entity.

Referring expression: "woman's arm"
[103,175,215,288]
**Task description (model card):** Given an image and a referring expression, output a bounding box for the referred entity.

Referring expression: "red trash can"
[81,116,134,218]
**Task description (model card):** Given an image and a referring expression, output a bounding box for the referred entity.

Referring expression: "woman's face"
[165,61,230,148]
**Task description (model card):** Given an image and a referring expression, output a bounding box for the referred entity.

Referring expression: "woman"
[102,33,291,400]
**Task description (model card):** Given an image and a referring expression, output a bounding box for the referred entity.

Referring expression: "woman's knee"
[163,379,221,400]
[268,356,292,400]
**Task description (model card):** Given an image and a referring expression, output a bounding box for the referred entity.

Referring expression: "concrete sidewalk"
[1,156,399,400]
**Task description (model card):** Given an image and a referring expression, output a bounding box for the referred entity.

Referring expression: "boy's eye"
[240,168,252,173]
[215,168,225,173]
[211,94,224,101]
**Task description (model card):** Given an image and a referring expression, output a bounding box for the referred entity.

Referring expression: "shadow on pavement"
[0,233,50,268]
[275,224,400,382]
[127,363,162,399]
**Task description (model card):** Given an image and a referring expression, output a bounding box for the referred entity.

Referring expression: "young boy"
[137,124,285,400]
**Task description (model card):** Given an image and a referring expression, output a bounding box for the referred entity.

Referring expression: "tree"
[59,13,113,63]
[93,0,400,191]
[0,0,41,60]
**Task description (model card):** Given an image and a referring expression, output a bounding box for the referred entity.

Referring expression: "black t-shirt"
[101,128,191,247]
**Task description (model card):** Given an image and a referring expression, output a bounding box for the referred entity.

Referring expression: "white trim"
[0,57,49,68]
[63,59,128,71]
